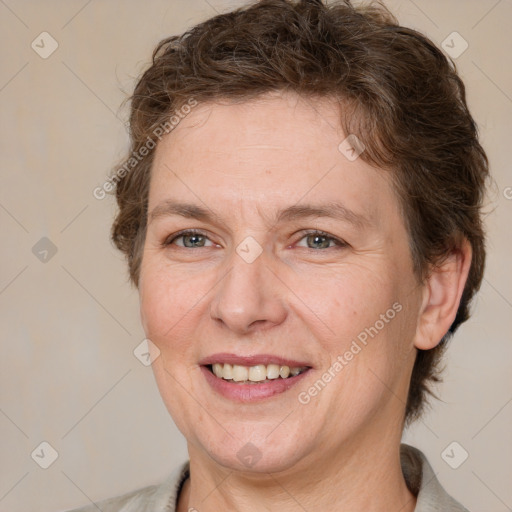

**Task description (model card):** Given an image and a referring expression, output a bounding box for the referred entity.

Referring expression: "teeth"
[248,365,266,382]
[266,364,280,380]
[210,363,307,382]
[212,363,223,378]
[232,365,249,382]
[222,363,233,380]
[279,365,290,378]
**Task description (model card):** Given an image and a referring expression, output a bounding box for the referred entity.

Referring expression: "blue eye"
[165,230,213,248]
[296,230,346,250]
[163,229,346,250]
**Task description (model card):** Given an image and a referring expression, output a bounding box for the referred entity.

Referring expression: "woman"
[71,0,488,510]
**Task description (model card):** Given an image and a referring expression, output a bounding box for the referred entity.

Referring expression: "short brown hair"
[111,0,489,423]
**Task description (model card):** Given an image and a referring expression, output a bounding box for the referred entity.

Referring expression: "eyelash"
[163,229,347,250]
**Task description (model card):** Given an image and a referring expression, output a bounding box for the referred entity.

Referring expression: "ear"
[414,239,472,350]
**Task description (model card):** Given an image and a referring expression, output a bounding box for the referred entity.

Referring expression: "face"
[139,92,423,474]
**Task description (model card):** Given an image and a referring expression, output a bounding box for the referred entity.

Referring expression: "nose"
[209,246,288,335]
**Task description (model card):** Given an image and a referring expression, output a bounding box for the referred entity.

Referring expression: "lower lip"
[201,366,311,402]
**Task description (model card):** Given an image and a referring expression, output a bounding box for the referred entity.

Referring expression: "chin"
[207,444,308,475]
[189,423,317,476]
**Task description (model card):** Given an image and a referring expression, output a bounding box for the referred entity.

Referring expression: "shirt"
[67,444,469,511]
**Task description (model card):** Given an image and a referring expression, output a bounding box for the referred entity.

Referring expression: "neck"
[178,427,416,512]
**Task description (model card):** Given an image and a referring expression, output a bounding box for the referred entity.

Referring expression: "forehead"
[156,92,345,166]
[149,92,398,226]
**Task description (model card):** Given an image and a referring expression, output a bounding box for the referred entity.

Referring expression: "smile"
[209,363,308,383]
[199,354,312,402]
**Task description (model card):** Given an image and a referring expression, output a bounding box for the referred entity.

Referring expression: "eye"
[163,229,346,251]
[295,230,347,250]
[164,229,215,248]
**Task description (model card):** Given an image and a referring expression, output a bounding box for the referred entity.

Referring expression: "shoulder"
[65,461,189,512]
[401,444,470,512]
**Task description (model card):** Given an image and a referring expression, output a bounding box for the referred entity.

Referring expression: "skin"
[138,91,471,512]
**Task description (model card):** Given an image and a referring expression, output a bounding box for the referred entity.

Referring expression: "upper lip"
[199,353,312,368]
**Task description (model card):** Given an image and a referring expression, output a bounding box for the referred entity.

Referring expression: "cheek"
[301,263,414,394]
[299,263,399,343]
[139,261,200,346]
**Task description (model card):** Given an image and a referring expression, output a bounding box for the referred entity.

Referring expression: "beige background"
[0,0,510,511]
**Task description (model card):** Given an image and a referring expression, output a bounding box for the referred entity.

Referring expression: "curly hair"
[110,0,489,423]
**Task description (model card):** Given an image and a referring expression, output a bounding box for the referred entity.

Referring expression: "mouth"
[207,363,309,384]
[199,354,312,402]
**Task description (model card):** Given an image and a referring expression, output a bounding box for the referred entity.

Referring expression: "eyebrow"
[148,200,370,229]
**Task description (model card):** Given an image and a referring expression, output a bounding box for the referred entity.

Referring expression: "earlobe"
[414,239,472,351]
